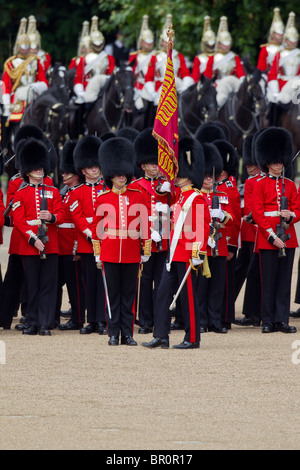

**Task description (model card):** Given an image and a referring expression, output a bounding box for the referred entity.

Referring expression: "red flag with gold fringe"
[152,27,178,193]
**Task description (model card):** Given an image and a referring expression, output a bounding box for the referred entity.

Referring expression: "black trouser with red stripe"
[153,261,201,343]
[259,248,295,326]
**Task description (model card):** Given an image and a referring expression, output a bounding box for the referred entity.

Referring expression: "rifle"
[37,178,49,260]
[210,167,222,257]
[3,180,27,218]
[275,168,290,258]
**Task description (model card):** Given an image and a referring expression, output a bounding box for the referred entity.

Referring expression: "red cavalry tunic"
[252,174,300,251]
[74,53,115,90]
[144,50,192,92]
[12,183,64,255]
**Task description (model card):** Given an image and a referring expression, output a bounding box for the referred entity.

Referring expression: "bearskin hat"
[242,134,254,167]
[99,137,135,189]
[195,122,227,144]
[202,142,223,177]
[14,125,45,170]
[100,131,116,141]
[254,127,293,173]
[213,120,230,141]
[116,127,139,143]
[60,140,77,174]
[134,128,158,167]
[73,135,102,173]
[19,138,50,182]
[213,139,239,179]
[177,137,205,190]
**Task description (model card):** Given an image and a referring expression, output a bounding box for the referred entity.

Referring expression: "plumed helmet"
[201,16,216,53]
[13,18,30,55]
[177,137,205,190]
[216,16,232,48]
[203,142,223,177]
[195,122,227,143]
[27,15,41,50]
[78,21,90,57]
[89,16,105,52]
[60,140,77,174]
[138,15,154,49]
[254,127,293,173]
[99,137,135,189]
[73,135,102,173]
[134,128,158,167]
[213,139,239,179]
[160,14,173,45]
[19,138,50,182]
[284,12,299,44]
[116,127,139,143]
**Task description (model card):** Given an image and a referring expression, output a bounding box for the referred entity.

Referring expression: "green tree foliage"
[0,0,299,69]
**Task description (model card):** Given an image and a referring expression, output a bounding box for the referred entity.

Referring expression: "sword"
[169,264,192,311]
[136,263,143,322]
[100,265,112,320]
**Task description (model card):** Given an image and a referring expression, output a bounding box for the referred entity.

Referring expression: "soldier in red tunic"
[252,127,299,333]
[56,140,86,331]
[213,139,241,328]
[0,154,5,292]
[12,138,64,335]
[130,128,168,334]
[198,142,233,333]
[0,125,55,330]
[142,137,211,349]
[91,137,151,346]
[67,135,107,334]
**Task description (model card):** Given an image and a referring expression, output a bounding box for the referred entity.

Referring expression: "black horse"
[217,64,268,155]
[178,75,218,138]
[86,66,135,136]
[21,63,71,149]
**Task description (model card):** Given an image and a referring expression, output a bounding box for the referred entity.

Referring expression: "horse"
[86,66,136,136]
[217,65,268,156]
[178,75,218,138]
[21,63,71,148]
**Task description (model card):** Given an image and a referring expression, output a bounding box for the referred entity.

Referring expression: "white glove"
[160,181,171,192]
[95,255,102,269]
[208,237,216,249]
[151,230,162,242]
[210,207,224,221]
[267,80,279,103]
[2,93,10,116]
[141,255,150,263]
[141,81,155,102]
[155,201,168,214]
[3,105,10,117]
[74,83,85,103]
[192,258,203,267]
[31,81,47,95]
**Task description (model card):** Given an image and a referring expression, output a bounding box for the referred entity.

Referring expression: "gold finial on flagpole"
[167,24,175,52]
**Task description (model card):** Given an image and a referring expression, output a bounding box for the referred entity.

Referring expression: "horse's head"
[109,66,135,114]
[197,74,218,122]
[243,68,268,118]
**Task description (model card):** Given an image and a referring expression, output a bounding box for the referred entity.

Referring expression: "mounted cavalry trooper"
[73,15,115,104]
[143,14,194,106]
[192,15,216,83]
[203,16,246,108]
[142,137,211,350]
[267,12,300,106]
[1,18,48,146]
[128,15,155,110]
[257,7,284,73]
